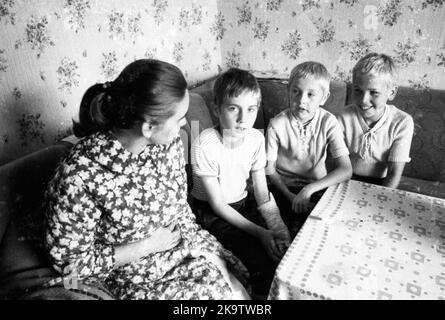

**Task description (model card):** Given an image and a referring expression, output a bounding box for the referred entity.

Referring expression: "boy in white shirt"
[266,61,352,237]
[337,53,414,188]
[191,68,291,298]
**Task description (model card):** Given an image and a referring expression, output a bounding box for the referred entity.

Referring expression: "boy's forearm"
[267,172,294,202]
[209,199,265,238]
[382,162,405,189]
[251,169,271,206]
[306,161,352,195]
[382,175,400,189]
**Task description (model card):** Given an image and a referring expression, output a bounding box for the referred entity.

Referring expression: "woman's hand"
[114,223,182,267]
[291,187,314,214]
[144,223,182,254]
[257,228,282,263]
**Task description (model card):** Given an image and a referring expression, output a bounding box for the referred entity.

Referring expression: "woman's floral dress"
[45,131,249,300]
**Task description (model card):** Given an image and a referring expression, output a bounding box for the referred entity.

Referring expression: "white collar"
[355,104,389,133]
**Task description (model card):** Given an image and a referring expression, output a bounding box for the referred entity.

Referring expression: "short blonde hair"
[289,61,330,93]
[352,53,398,87]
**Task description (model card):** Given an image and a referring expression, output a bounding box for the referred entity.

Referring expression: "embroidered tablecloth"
[269,180,445,300]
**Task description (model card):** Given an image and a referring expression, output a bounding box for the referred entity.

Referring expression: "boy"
[266,61,352,237]
[337,53,414,188]
[190,68,291,298]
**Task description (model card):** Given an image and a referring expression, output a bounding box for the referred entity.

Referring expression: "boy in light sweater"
[337,53,414,188]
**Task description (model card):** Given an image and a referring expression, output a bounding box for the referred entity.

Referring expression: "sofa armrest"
[0,141,73,281]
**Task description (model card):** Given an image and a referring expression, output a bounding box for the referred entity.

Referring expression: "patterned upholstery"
[384,87,445,182]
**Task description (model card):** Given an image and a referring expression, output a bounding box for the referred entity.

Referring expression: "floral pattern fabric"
[45,132,248,300]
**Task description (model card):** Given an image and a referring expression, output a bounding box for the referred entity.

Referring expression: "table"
[268,180,445,300]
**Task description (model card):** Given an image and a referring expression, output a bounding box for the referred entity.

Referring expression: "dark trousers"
[269,185,326,239]
[190,196,278,295]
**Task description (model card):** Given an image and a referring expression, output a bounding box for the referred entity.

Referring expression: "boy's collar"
[355,104,389,132]
[289,108,320,128]
[214,125,246,149]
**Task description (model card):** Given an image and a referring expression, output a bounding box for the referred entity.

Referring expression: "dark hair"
[213,68,261,107]
[73,59,187,137]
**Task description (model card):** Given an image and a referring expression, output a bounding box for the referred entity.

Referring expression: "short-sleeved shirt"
[337,104,414,178]
[191,127,267,204]
[266,108,349,185]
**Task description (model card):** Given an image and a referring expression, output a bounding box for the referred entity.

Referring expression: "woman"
[44,59,249,299]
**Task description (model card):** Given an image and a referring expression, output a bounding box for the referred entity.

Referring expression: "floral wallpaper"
[219,0,445,88]
[0,0,222,165]
[1,0,445,165]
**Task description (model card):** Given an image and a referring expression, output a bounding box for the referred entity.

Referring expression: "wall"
[1,0,445,165]
[218,0,445,88]
[0,0,222,165]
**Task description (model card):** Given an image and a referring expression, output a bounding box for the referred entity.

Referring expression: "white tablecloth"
[269,180,445,300]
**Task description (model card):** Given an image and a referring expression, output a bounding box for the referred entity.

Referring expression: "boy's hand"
[291,187,314,214]
[256,192,291,256]
[258,229,282,263]
[273,230,291,256]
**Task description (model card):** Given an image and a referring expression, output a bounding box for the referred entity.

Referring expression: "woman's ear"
[141,121,153,139]
[212,103,221,118]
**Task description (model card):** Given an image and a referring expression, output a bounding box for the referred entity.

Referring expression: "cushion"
[398,176,445,199]
[186,92,215,135]
[190,79,219,125]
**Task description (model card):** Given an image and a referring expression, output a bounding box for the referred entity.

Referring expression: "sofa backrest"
[186,79,348,174]
[189,78,347,131]
[189,78,445,183]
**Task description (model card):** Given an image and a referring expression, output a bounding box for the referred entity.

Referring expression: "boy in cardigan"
[337,53,414,188]
[266,61,352,237]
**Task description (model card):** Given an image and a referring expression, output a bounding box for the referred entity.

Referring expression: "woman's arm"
[114,224,181,267]
[46,176,181,278]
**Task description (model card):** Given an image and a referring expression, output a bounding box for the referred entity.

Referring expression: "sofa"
[1,75,444,299]
[0,141,115,299]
